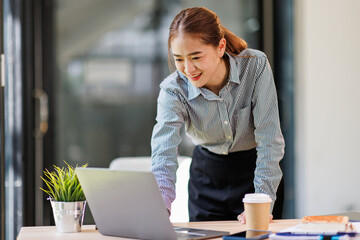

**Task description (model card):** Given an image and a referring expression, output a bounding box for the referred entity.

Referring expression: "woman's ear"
[218,38,226,57]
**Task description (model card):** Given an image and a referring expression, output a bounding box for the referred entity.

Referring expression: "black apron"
[188,145,284,221]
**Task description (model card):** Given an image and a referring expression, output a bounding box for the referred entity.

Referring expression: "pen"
[322,236,349,240]
[276,232,354,240]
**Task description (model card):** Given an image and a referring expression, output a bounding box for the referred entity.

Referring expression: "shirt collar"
[227,52,240,85]
[179,52,239,101]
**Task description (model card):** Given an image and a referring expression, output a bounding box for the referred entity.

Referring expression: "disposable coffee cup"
[243,193,272,230]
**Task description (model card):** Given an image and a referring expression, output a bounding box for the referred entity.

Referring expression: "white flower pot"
[50,200,86,233]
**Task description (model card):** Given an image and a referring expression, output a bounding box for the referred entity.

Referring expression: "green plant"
[40,161,88,202]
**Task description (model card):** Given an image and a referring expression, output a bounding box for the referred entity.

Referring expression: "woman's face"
[170,33,226,92]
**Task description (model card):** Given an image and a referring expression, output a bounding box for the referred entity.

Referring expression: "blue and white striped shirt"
[151,49,285,212]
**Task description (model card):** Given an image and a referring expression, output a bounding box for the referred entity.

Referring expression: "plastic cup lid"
[242,193,272,203]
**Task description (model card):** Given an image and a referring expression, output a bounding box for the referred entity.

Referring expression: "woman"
[151,7,284,222]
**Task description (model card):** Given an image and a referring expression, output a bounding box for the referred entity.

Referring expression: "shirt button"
[223,152,227,155]
[227,136,232,139]
[224,121,228,125]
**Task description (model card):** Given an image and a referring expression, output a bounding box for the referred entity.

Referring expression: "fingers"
[237,212,246,224]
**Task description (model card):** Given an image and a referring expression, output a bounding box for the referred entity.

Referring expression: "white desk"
[17,219,300,240]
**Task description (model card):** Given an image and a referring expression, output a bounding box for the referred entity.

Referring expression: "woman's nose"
[184,60,196,74]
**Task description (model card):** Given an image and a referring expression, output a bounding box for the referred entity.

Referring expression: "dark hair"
[167,7,247,70]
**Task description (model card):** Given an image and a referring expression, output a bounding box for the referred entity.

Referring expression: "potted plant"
[40,162,88,233]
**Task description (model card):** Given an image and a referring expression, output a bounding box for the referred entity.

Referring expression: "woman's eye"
[175,59,183,62]
[192,57,200,60]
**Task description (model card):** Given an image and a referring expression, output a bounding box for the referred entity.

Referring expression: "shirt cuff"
[162,195,172,215]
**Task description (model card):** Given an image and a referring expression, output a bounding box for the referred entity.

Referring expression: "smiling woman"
[151,6,285,222]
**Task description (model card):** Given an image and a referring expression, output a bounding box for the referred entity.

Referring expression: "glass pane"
[4,0,24,238]
[54,0,260,224]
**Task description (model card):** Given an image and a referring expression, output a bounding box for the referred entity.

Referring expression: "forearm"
[151,158,178,211]
[254,162,282,212]
[151,122,183,212]
[254,136,284,212]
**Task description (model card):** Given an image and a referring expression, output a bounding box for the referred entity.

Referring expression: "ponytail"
[222,26,247,56]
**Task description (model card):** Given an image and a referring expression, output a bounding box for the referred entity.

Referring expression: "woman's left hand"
[237,211,273,224]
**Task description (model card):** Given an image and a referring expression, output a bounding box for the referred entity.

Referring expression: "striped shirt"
[151,49,285,212]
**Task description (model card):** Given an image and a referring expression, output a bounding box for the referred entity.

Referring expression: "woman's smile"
[187,72,202,81]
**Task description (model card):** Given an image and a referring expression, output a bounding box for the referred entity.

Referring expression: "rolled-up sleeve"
[151,87,187,211]
[251,55,285,212]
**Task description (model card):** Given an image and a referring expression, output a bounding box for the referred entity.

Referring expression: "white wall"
[295,0,360,217]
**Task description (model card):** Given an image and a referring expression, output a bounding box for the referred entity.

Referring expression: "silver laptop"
[75,168,229,240]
